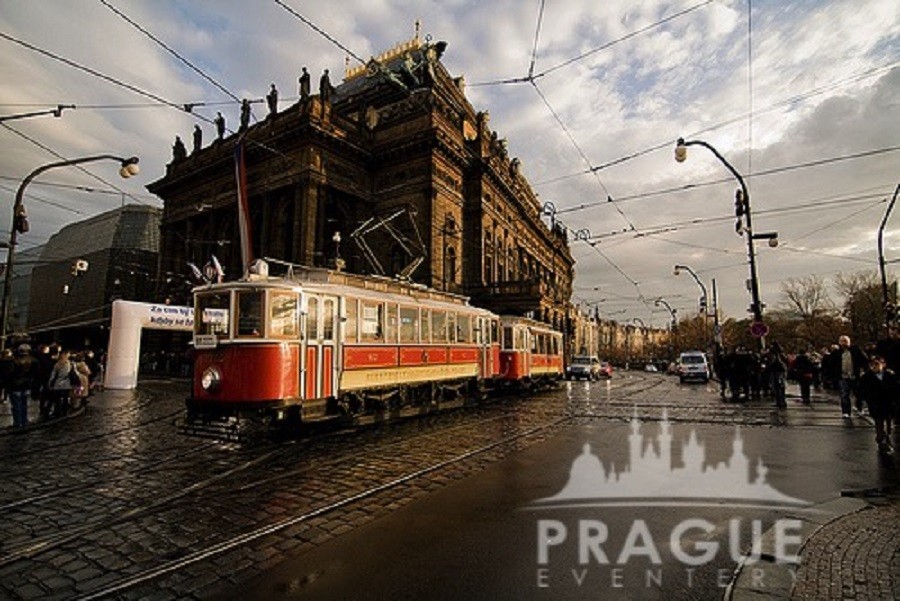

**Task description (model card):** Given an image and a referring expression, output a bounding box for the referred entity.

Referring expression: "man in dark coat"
[858,356,897,454]
[829,335,868,417]
[8,344,38,427]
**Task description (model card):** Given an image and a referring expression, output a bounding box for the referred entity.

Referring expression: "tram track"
[0,374,671,599]
[71,412,573,600]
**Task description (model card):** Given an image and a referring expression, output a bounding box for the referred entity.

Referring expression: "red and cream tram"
[498,316,565,385]
[189,263,506,429]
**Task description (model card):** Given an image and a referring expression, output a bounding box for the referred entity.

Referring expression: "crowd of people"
[714,335,899,454]
[1,344,103,429]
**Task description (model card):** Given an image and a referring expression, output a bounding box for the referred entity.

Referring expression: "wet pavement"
[0,374,896,600]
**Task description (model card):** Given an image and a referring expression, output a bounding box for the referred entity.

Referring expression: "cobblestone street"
[0,373,896,600]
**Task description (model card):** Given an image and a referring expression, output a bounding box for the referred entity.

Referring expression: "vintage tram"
[187,260,563,434]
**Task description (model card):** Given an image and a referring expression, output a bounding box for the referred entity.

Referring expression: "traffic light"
[734,189,746,218]
[13,205,28,234]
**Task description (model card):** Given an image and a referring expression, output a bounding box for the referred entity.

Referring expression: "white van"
[677,351,710,383]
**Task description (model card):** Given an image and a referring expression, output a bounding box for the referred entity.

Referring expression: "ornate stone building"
[148,34,574,329]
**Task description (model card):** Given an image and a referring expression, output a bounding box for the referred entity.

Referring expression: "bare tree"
[780,275,835,319]
[834,270,892,345]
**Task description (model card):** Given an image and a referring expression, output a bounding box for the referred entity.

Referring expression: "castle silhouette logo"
[529,410,810,510]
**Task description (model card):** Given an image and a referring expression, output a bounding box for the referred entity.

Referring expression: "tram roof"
[192,264,494,316]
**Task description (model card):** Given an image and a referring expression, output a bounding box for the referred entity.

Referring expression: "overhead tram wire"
[0,174,159,201]
[532,61,899,187]
[0,183,85,215]
[527,0,547,81]
[554,146,900,215]
[0,29,297,167]
[530,81,635,232]
[469,0,714,87]
[273,0,366,66]
[585,192,890,244]
[1,122,151,207]
[99,0,240,104]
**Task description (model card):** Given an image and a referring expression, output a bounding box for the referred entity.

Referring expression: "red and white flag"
[234,139,254,270]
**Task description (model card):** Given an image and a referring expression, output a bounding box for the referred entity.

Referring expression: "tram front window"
[236,291,264,338]
[196,292,230,337]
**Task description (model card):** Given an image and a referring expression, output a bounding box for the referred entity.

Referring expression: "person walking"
[47,350,75,419]
[8,344,38,428]
[793,348,817,405]
[766,341,788,409]
[858,356,898,454]
[70,352,91,410]
[830,335,868,418]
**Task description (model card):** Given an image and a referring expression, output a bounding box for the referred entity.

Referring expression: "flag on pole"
[211,255,225,283]
[234,139,254,270]
[187,262,207,284]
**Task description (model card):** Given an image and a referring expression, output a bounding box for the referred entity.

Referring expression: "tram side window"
[551,336,559,355]
[447,312,457,343]
[491,320,499,345]
[345,298,358,343]
[236,291,263,338]
[502,326,514,350]
[386,304,398,343]
[458,314,471,343]
[399,307,418,343]
[421,309,431,343]
[432,311,448,343]
[196,292,230,337]
[323,299,335,341]
[517,329,526,351]
[361,302,384,342]
[306,297,319,340]
[269,292,299,339]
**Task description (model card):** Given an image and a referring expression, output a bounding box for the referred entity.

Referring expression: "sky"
[1,0,898,328]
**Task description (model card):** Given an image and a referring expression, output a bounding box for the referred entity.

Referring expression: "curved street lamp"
[1,154,140,348]
[675,137,774,344]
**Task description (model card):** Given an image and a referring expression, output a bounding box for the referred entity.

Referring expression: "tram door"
[301,295,338,400]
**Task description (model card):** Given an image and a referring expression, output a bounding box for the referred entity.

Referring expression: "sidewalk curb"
[724,495,871,600]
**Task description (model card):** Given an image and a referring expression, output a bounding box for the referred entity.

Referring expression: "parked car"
[599,361,613,378]
[678,351,710,383]
[567,355,602,380]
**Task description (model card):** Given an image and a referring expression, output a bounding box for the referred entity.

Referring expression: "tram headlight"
[200,367,221,392]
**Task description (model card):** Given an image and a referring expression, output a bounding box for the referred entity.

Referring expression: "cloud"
[0,0,896,324]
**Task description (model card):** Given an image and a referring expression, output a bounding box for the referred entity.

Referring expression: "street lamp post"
[675,137,776,347]
[674,263,711,352]
[654,297,677,359]
[1,155,139,348]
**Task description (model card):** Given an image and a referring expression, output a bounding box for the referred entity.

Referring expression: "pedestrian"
[765,341,788,409]
[47,350,75,418]
[714,344,730,399]
[8,344,38,428]
[0,348,14,401]
[829,335,868,418]
[36,345,55,419]
[70,352,91,410]
[858,356,898,454]
[793,348,816,405]
[85,350,100,394]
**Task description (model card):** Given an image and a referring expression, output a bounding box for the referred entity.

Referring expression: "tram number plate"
[194,334,218,349]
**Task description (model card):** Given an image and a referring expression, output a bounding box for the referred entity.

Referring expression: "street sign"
[749,321,769,338]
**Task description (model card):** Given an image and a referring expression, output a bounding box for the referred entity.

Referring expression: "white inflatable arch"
[105,299,193,389]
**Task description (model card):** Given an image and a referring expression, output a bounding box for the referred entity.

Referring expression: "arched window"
[444,245,457,286]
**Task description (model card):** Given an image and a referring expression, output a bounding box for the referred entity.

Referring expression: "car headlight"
[200,367,221,391]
